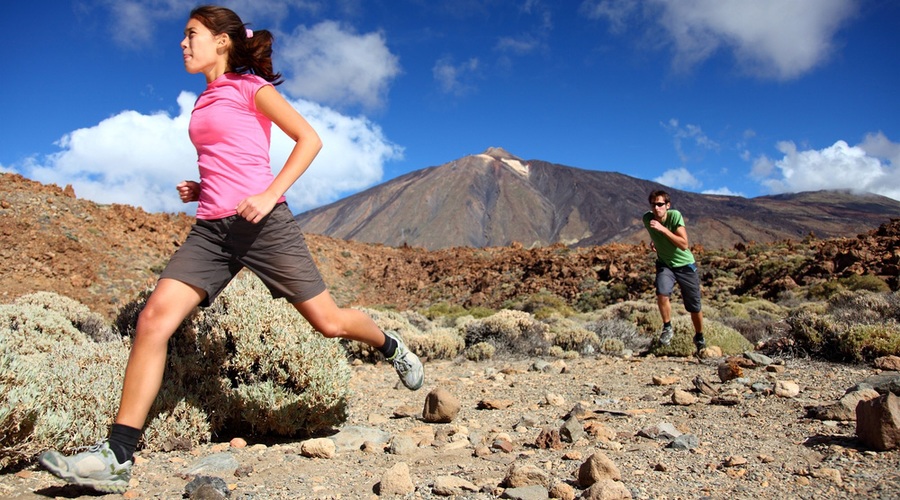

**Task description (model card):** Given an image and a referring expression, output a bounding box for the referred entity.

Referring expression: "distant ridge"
[296,148,900,250]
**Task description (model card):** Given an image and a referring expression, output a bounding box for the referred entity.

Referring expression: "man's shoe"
[384,330,424,390]
[658,325,674,346]
[693,333,706,352]
[39,440,131,493]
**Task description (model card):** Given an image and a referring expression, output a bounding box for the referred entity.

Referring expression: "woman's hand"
[236,192,279,224]
[177,181,201,203]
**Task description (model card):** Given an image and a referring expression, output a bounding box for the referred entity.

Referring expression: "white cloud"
[583,0,857,80]
[702,186,744,197]
[663,119,719,163]
[433,57,481,96]
[278,21,400,110]
[18,92,402,214]
[655,167,701,190]
[754,137,900,201]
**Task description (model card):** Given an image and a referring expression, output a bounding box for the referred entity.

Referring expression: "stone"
[501,485,550,500]
[668,434,699,451]
[535,427,564,450]
[775,380,801,398]
[504,463,550,488]
[300,438,335,459]
[692,376,718,396]
[184,476,229,500]
[718,361,742,382]
[560,415,584,443]
[432,475,478,496]
[856,392,900,451]
[672,389,697,406]
[330,426,391,453]
[423,387,461,423]
[549,481,576,500]
[698,345,723,359]
[744,352,774,366]
[577,452,621,487]
[379,462,415,496]
[582,479,632,499]
[874,355,900,371]
[651,375,679,386]
[388,435,418,455]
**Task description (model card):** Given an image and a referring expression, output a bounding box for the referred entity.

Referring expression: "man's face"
[650,196,669,220]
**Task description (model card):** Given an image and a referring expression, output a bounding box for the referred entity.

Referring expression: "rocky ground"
[2,352,898,499]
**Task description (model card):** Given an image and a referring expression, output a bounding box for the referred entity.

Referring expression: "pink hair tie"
[245,28,253,38]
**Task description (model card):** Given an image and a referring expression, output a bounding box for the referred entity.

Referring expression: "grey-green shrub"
[651,317,752,357]
[13,292,116,342]
[465,341,496,361]
[464,309,550,356]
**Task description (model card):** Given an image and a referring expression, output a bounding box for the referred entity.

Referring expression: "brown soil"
[3,356,898,498]
[1,173,899,498]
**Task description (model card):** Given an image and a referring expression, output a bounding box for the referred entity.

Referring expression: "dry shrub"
[464,310,550,356]
[465,341,496,361]
[586,319,649,353]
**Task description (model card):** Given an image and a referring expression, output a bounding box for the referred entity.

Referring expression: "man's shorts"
[160,202,326,306]
[655,261,702,313]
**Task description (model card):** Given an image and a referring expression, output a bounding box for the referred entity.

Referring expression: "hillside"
[2,172,899,321]
[295,147,900,250]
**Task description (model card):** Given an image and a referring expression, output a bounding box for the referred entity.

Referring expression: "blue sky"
[2,0,899,215]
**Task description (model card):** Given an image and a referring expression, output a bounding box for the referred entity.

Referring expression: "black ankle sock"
[108,423,142,463]
[664,322,672,329]
[378,332,398,358]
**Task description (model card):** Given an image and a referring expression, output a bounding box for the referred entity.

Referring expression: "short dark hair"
[648,190,670,204]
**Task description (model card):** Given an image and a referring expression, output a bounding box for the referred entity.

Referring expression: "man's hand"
[177,181,200,203]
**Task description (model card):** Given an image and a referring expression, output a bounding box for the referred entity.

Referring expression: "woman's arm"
[236,85,323,223]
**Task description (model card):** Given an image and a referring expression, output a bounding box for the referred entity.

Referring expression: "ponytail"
[189,5,283,85]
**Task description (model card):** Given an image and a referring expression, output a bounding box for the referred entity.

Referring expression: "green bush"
[585,318,650,353]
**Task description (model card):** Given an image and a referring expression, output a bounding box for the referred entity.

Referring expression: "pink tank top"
[189,73,286,220]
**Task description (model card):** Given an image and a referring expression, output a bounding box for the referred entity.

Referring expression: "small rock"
[549,481,576,500]
[652,375,679,386]
[856,392,900,451]
[389,435,418,455]
[433,475,478,496]
[577,451,621,487]
[766,365,786,374]
[504,463,550,488]
[698,345,723,359]
[582,479,632,500]
[672,389,697,406]
[692,376,717,396]
[423,387,461,423]
[744,352,774,366]
[724,456,747,467]
[379,462,415,496]
[812,468,843,485]
[479,399,514,410]
[560,415,584,443]
[535,427,563,450]
[874,355,900,371]
[184,476,229,499]
[300,438,335,459]
[718,361,743,382]
[501,485,550,500]
[545,393,566,407]
[667,434,699,451]
[775,380,801,398]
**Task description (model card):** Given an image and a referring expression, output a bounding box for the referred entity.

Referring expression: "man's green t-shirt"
[643,209,695,268]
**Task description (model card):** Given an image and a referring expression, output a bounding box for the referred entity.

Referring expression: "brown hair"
[648,190,670,204]
[190,5,283,85]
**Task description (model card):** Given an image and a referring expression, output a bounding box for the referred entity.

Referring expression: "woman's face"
[180,18,223,75]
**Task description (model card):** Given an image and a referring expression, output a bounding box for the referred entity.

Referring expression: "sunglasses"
[651,202,667,207]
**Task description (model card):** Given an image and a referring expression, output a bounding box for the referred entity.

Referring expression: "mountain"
[295,147,900,250]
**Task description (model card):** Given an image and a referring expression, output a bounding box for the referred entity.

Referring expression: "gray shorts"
[160,202,326,306]
[655,261,702,313]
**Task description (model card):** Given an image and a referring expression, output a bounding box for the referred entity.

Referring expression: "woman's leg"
[115,278,206,428]
[291,290,384,346]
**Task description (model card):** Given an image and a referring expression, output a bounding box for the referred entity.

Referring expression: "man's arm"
[648,220,690,250]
